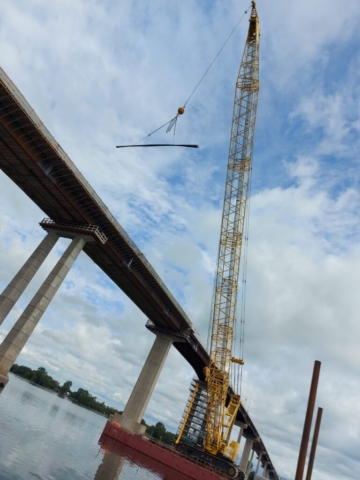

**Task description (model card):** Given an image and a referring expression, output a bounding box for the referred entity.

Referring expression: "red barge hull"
[99,421,227,480]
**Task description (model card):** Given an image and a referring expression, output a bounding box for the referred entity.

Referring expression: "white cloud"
[1,0,360,479]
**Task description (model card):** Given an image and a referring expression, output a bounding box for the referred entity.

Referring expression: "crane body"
[204,0,260,460]
[175,2,260,476]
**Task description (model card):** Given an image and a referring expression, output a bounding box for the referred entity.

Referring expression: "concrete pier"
[0,236,86,390]
[236,421,247,466]
[254,452,264,478]
[246,448,255,478]
[239,437,254,475]
[117,332,175,434]
[263,461,269,478]
[0,232,58,325]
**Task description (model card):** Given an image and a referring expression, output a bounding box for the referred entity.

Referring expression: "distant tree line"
[68,387,119,416]
[11,365,60,391]
[10,364,120,416]
[10,364,177,444]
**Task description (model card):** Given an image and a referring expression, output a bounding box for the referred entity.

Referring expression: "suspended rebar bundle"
[204,1,260,457]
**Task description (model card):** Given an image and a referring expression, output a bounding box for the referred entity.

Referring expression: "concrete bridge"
[0,67,277,478]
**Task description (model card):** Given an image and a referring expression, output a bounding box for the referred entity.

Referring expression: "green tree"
[35,367,47,383]
[38,374,55,389]
[11,364,33,378]
[10,364,59,390]
[146,422,176,444]
[59,380,72,395]
[11,364,119,414]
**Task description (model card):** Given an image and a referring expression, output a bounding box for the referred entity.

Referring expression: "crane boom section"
[205,2,260,456]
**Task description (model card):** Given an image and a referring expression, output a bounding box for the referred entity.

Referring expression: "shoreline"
[9,373,110,418]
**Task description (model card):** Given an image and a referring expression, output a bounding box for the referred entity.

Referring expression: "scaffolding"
[176,379,208,446]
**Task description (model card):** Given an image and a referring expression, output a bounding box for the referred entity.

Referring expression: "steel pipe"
[294,360,321,480]
[305,407,323,480]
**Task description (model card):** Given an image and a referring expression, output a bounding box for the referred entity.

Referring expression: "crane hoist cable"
[117,5,251,149]
[231,164,253,396]
[233,170,252,395]
[237,170,252,395]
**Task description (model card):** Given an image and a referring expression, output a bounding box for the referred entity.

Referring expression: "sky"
[0,0,360,478]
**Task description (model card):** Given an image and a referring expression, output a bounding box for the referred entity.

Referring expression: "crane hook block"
[178,106,185,115]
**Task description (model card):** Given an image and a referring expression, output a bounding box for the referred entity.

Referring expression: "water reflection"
[21,391,34,404]
[96,434,193,480]
[1,375,191,480]
[49,404,59,418]
[64,410,86,428]
[95,452,127,480]
[95,449,165,480]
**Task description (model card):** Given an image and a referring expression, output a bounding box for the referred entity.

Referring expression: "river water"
[0,374,183,480]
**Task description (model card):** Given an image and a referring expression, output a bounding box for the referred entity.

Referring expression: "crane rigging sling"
[117,5,251,149]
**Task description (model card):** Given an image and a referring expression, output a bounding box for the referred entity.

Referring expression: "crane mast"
[204,1,260,457]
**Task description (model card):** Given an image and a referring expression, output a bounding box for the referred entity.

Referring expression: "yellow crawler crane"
[204,1,260,460]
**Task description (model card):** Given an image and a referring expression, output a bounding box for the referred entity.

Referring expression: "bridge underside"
[0,68,207,379]
[0,68,275,474]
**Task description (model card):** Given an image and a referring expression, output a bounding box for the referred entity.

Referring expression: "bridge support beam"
[239,437,254,475]
[0,236,86,391]
[116,325,186,435]
[0,232,58,326]
[263,461,269,478]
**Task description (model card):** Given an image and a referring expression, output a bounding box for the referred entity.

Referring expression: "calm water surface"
[0,374,183,480]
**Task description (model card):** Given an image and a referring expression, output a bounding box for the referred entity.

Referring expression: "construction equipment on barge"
[175,2,260,478]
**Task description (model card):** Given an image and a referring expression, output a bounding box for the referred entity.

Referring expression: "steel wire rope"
[129,5,251,146]
[234,313,240,393]
[183,6,251,108]
[238,211,249,395]
[238,165,253,396]
[206,274,217,353]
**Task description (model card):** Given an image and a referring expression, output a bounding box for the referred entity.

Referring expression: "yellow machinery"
[175,2,260,468]
[204,0,260,460]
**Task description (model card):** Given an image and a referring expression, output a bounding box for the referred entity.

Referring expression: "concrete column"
[0,236,86,390]
[246,448,255,478]
[263,461,269,478]
[239,437,254,475]
[236,421,247,444]
[235,421,247,466]
[0,232,58,325]
[117,332,174,434]
[254,452,264,477]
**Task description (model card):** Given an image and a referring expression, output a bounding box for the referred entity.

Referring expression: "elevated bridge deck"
[0,68,276,476]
